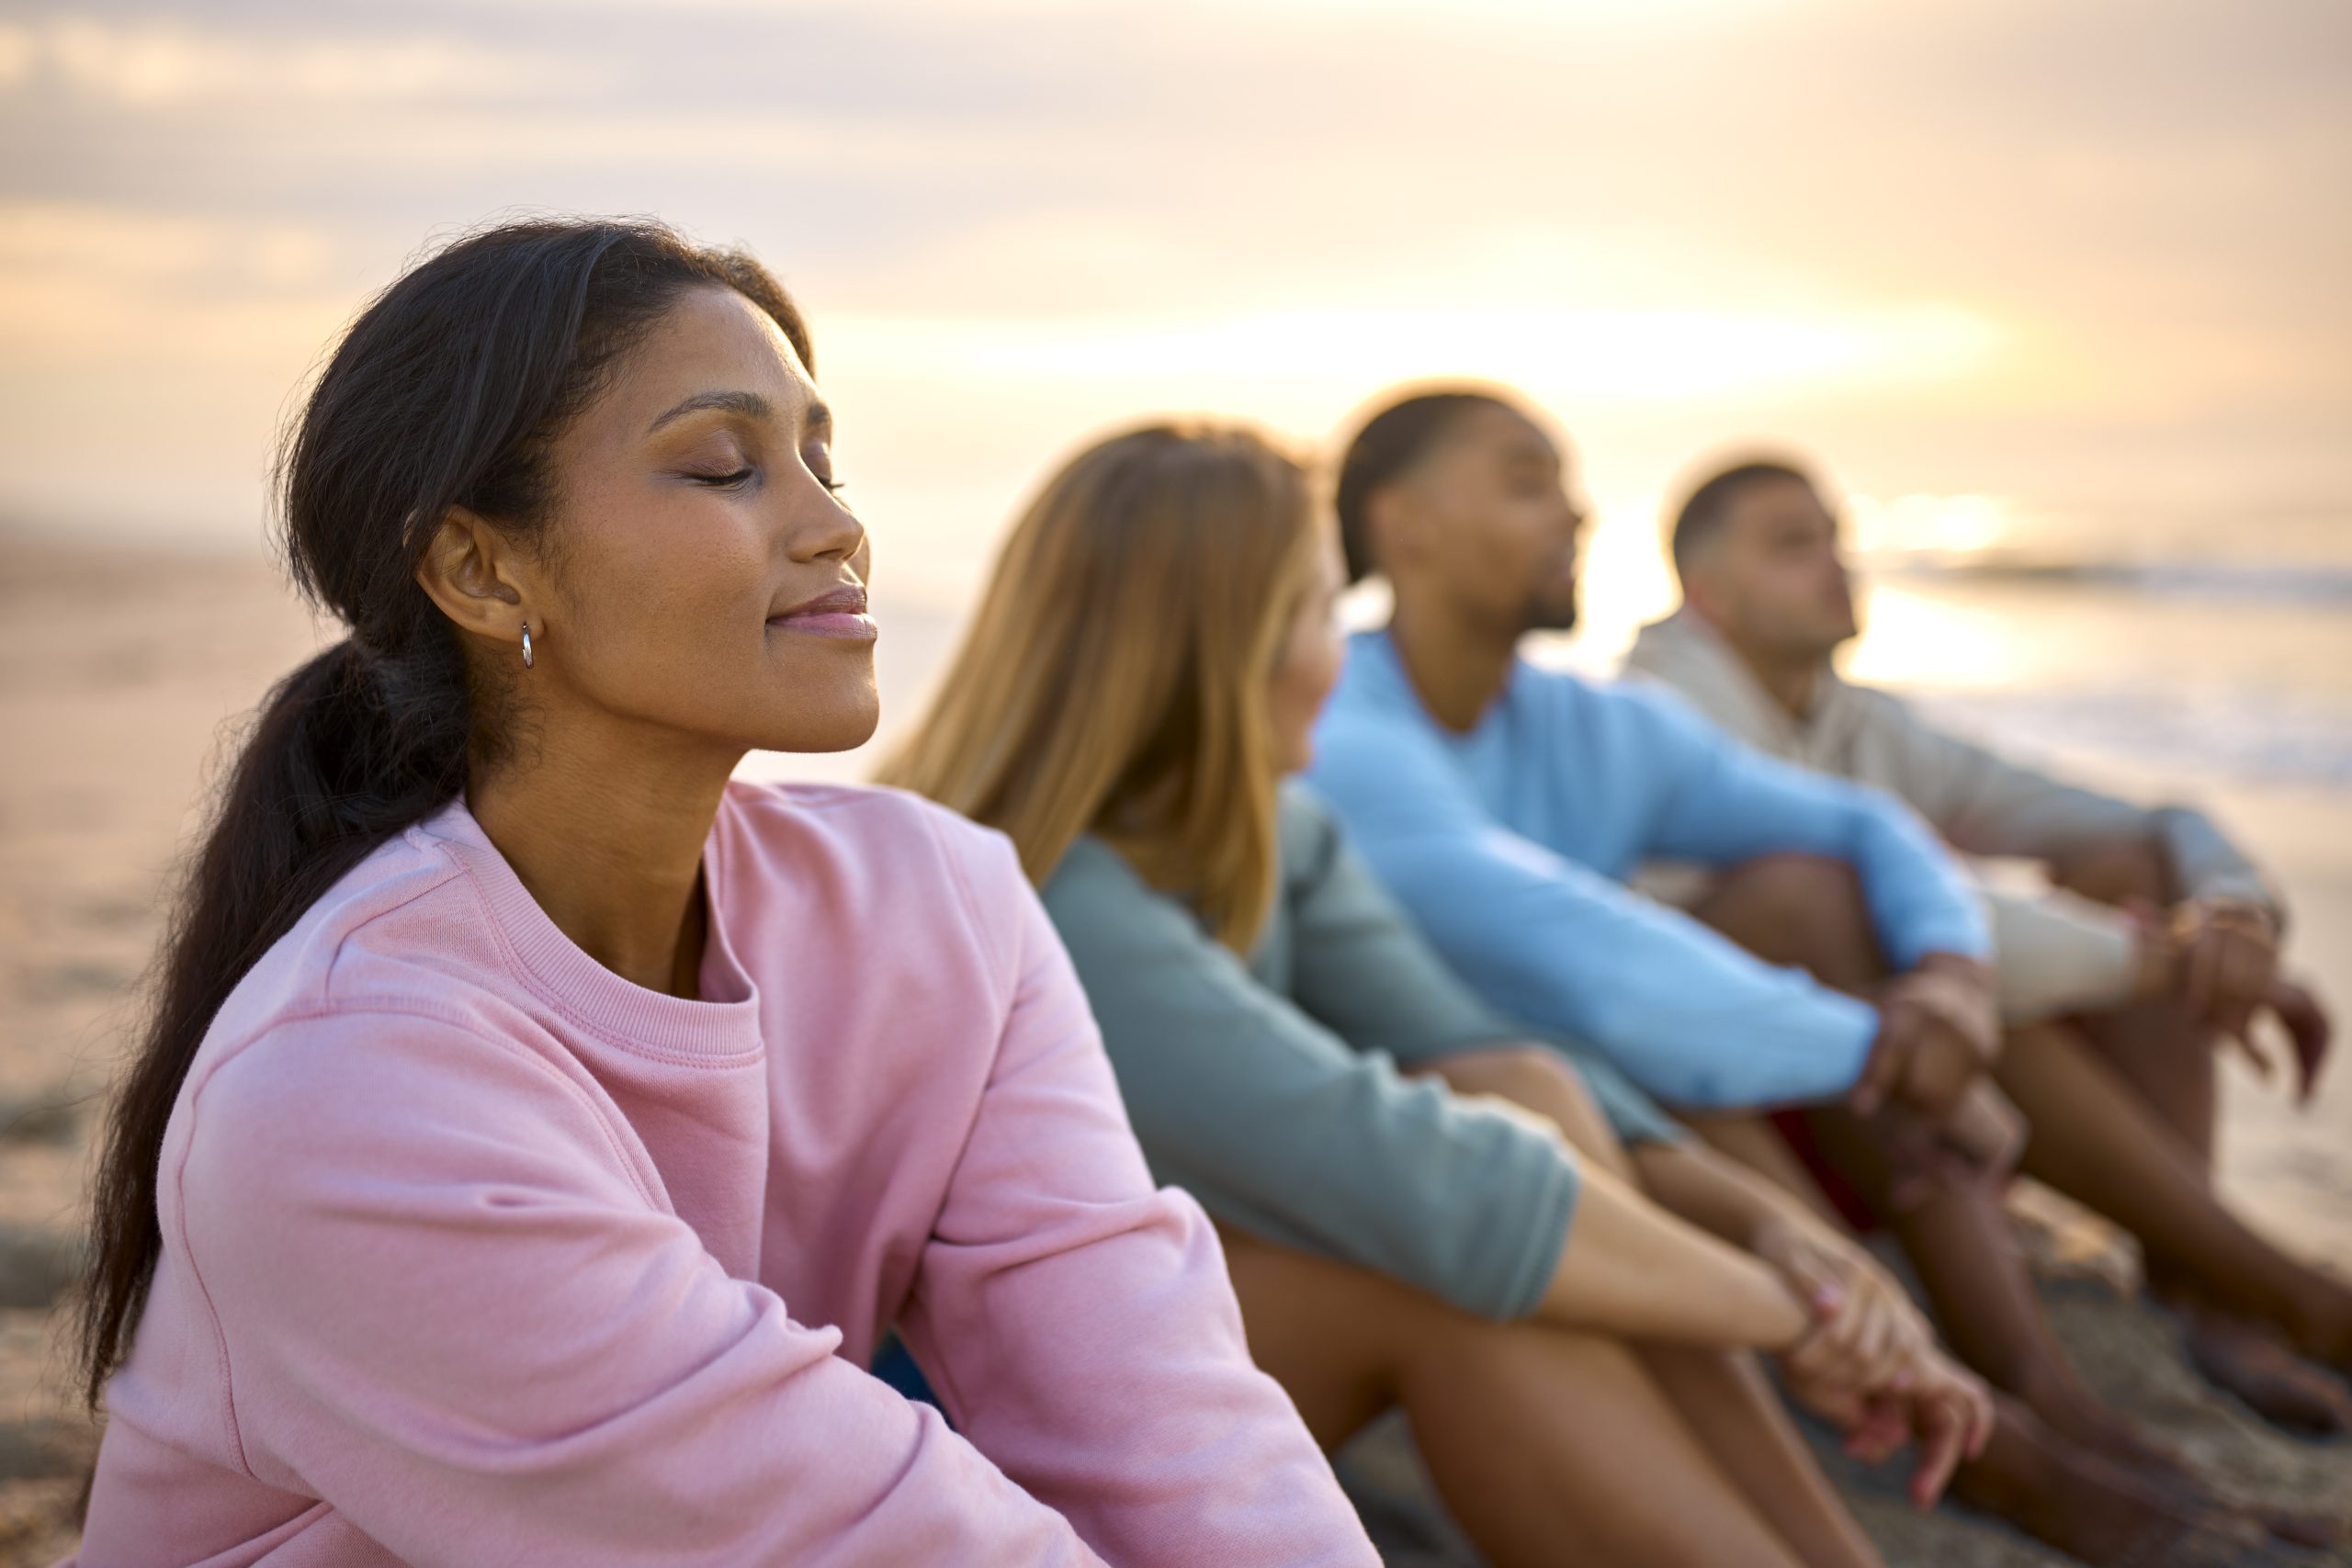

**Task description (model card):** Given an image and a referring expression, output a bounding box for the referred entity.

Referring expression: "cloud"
[3,13,582,107]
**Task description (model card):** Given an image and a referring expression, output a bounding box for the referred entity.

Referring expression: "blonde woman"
[882,423,1999,1568]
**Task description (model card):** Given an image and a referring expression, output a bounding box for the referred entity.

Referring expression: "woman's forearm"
[1536,1154,1812,1349]
[1631,1137,1803,1248]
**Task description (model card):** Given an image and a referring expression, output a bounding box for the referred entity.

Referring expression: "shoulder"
[180,1002,652,1231]
[722,777,1025,907]
[1275,780,1348,877]
[206,810,494,1043]
[1582,672,1742,757]
[1038,834,1216,970]
[720,777,1035,984]
[1040,831,1161,919]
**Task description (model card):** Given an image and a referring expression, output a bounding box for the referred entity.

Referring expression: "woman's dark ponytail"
[74,218,810,1408]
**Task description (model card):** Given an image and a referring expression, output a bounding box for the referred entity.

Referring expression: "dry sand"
[0,528,2346,1565]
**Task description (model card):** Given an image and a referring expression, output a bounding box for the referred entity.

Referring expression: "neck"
[468,709,740,998]
[1691,606,1817,720]
[1387,587,1520,733]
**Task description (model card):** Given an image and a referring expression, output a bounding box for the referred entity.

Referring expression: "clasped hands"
[1852,953,2021,1179]
[1753,1210,1994,1508]
[2132,897,2332,1104]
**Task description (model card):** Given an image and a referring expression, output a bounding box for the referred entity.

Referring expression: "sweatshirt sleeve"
[1281,786,1683,1148]
[896,828,1376,1566]
[1984,884,2143,1022]
[175,1011,1109,1568]
[1310,703,1882,1110]
[1042,839,1580,1322]
[1278,784,1528,1066]
[1627,685,1993,968]
[1876,693,2279,915]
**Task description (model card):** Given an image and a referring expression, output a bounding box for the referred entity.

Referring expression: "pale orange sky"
[1,0,2346,599]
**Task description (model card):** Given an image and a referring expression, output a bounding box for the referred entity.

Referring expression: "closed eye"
[688,467,756,488]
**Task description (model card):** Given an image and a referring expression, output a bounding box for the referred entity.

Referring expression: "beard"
[1523,578,1580,634]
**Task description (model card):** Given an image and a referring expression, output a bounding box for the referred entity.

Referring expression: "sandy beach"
[0,527,2346,1565]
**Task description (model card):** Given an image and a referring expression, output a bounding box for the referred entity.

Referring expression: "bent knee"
[1432,1046,1626,1167]
[1699,852,1876,966]
[2049,834,2169,908]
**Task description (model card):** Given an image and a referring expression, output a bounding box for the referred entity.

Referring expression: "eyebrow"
[644,389,818,439]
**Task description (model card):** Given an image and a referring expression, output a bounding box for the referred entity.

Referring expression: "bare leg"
[1427,1043,2253,1563]
[1952,1394,2263,1567]
[2043,838,2352,1430]
[1997,1019,2352,1429]
[1219,1229,1813,1568]
[1999,1020,2352,1356]
[2045,835,2215,1161]
[1798,1104,2188,1477]
[1690,856,2188,1472]
[1432,1050,1882,1568]
[1683,1111,1846,1224]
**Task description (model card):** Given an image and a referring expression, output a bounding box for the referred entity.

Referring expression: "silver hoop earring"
[520,621,535,670]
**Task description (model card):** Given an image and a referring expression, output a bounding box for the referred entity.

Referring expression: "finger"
[1806,1312,1870,1392]
[1783,1325,1843,1386]
[1844,1395,1905,1463]
[1782,1243,1848,1320]
[1963,1375,1995,1459]
[2221,1009,2274,1080]
[2219,932,2273,1009]
[1911,1397,1967,1509]
[2273,983,2333,1104]
[1853,1027,1908,1114]
[1850,1297,1903,1392]
[2184,930,2218,1014]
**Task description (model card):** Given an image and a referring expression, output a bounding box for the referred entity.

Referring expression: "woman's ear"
[415,507,535,649]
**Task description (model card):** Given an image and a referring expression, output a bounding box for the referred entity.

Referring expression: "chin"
[761,690,882,755]
[1526,596,1579,635]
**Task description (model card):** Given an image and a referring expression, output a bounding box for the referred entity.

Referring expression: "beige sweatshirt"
[1622,610,2278,1022]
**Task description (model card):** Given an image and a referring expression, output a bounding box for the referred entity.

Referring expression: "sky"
[1,0,2346,599]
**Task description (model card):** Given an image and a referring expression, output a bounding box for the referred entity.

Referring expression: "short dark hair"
[1333,389,1514,582]
[1668,457,1816,580]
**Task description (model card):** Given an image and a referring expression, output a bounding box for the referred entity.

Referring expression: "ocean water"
[761,502,2352,806]
[1550,506,2352,798]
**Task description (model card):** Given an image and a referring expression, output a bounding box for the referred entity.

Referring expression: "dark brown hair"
[1668,457,1815,578]
[1333,389,1514,582]
[74,217,810,1409]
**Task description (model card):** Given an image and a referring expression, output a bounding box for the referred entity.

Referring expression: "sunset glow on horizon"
[0,0,2343,601]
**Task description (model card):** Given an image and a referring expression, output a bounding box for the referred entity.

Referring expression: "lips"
[768,582,876,641]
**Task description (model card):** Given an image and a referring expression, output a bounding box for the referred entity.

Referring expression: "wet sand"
[0,528,2345,1564]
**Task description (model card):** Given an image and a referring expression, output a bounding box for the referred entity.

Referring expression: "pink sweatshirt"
[76,782,1374,1566]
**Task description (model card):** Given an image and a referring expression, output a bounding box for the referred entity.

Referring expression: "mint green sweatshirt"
[1041,784,1679,1322]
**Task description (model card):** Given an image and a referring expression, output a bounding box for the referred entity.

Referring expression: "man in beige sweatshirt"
[1623,455,2345,1435]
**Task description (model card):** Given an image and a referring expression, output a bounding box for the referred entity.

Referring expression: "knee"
[1440,1046,1624,1162]
[2049,834,2169,908]
[1710,853,1877,970]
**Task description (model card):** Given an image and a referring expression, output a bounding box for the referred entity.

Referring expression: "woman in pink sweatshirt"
[66,218,1374,1566]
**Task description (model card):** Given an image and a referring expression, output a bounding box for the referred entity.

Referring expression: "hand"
[1938,1080,2027,1176]
[2173,897,2279,1058]
[2143,901,2330,1100]
[1855,954,1999,1119]
[2267,975,2335,1106]
[1782,1342,1996,1510]
[1755,1210,1932,1396]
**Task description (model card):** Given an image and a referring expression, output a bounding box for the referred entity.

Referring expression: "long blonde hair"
[880,421,1320,953]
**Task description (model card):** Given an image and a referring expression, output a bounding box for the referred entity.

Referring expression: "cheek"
[1274,628,1344,732]
[553,492,770,684]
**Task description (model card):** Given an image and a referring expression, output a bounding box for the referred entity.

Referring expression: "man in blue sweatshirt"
[1306,386,2196,1493]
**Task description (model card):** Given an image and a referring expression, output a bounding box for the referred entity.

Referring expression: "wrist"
[2130,920,2179,1001]
[1916,951,1994,987]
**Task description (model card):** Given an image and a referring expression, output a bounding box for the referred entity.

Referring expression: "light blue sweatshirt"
[1306,630,1991,1110]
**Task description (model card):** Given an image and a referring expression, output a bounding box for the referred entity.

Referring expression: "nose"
[786,482,865,566]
